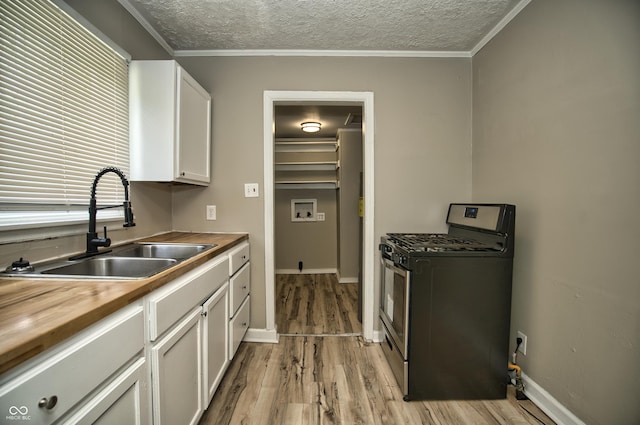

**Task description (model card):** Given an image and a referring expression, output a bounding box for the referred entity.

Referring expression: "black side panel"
[407,257,512,400]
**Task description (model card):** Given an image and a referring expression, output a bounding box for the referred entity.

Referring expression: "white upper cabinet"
[129,60,211,185]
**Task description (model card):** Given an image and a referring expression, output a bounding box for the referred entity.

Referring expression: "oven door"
[379,257,410,359]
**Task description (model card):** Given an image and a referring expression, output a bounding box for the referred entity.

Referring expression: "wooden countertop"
[0,232,248,375]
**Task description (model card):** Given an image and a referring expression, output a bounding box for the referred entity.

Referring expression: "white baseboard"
[338,277,359,283]
[371,329,384,343]
[243,328,279,344]
[276,268,337,275]
[522,373,586,425]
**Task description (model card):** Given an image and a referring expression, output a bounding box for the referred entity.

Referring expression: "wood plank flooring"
[198,274,555,425]
[276,274,360,335]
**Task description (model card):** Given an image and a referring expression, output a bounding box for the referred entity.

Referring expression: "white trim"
[470,0,532,56]
[338,277,359,284]
[264,91,375,343]
[116,0,175,56]
[276,268,337,275]
[243,328,279,344]
[174,49,470,58]
[263,94,277,336]
[522,373,587,425]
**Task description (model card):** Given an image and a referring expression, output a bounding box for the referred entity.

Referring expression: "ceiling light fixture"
[301,121,321,133]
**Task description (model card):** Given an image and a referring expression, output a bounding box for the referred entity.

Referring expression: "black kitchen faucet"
[70,167,135,260]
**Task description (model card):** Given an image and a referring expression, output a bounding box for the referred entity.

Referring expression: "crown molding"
[470,0,532,56]
[173,49,471,58]
[117,0,174,56]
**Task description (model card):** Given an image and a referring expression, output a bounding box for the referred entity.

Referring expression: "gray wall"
[472,1,640,424]
[171,56,473,329]
[275,189,338,271]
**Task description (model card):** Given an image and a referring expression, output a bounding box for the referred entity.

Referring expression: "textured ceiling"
[118,0,528,138]
[120,0,526,54]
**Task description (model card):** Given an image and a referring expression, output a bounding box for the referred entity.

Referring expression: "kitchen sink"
[1,242,216,280]
[40,257,178,278]
[114,243,215,259]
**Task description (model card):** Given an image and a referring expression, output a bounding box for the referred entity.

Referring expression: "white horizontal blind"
[0,0,129,210]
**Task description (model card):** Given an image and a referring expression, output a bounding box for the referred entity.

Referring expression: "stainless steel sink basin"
[114,243,215,259]
[40,257,178,278]
[1,242,216,280]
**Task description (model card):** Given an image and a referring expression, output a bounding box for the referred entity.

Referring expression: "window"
[0,0,130,230]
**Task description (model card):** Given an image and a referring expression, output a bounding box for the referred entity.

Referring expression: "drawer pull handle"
[242,322,247,327]
[242,285,247,290]
[38,395,58,410]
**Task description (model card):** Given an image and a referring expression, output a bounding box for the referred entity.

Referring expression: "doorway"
[273,104,362,335]
[263,91,376,342]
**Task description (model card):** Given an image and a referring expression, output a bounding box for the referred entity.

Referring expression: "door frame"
[263,90,376,341]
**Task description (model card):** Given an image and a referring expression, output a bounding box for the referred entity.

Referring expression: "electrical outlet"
[206,205,216,220]
[317,212,325,221]
[517,331,527,355]
[244,183,259,198]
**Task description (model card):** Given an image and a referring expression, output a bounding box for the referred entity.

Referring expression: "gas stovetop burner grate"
[386,233,500,253]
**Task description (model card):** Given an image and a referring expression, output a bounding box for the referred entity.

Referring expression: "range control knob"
[393,253,407,265]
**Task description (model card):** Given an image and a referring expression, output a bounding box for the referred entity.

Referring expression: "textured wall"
[472,1,640,424]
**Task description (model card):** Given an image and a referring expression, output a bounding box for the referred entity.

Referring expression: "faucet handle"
[91,226,111,248]
[123,201,136,227]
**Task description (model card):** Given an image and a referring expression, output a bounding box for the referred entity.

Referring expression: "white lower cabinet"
[229,295,250,359]
[228,242,251,359]
[202,283,229,405]
[0,241,250,425]
[0,303,146,425]
[147,254,232,425]
[151,308,203,425]
[60,358,149,425]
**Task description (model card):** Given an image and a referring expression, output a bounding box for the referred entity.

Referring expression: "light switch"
[244,183,259,198]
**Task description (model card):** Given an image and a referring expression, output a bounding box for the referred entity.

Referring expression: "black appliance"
[379,203,515,401]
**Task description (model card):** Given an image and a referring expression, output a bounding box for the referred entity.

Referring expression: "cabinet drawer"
[230,262,250,316]
[149,255,229,341]
[229,295,250,359]
[0,304,144,425]
[228,242,249,275]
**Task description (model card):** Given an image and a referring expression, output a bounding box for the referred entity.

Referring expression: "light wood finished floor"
[276,273,361,335]
[198,274,555,425]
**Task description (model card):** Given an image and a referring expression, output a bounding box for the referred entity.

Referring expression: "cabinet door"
[151,308,203,425]
[202,283,229,405]
[176,66,211,184]
[60,358,149,425]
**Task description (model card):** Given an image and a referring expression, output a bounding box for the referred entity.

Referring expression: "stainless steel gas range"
[379,203,516,401]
